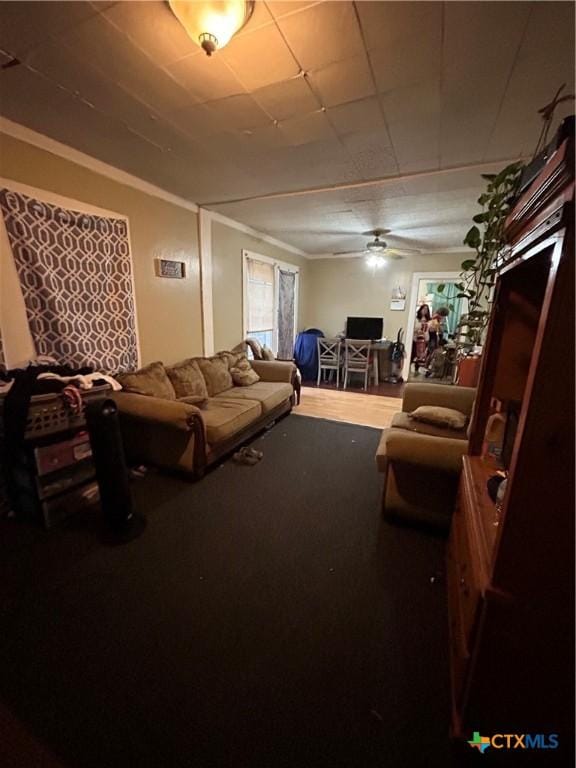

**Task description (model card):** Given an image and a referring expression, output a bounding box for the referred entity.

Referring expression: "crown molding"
[206,209,308,257]
[0,117,312,257]
[0,116,200,212]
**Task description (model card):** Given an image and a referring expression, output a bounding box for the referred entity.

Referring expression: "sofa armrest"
[376,429,467,474]
[112,391,201,432]
[401,383,476,415]
[250,359,296,384]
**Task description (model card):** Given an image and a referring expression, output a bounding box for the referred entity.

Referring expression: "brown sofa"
[112,355,297,479]
[375,383,476,529]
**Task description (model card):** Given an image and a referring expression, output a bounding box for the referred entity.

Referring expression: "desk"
[371,340,392,384]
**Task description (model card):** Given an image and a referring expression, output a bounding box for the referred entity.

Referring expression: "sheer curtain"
[245,257,275,349]
[277,268,296,359]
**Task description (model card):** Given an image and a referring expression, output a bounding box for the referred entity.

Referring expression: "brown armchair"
[375,383,476,529]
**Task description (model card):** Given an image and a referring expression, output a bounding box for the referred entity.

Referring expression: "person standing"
[412,304,431,371]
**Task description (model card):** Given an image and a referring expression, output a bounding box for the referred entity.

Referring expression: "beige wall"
[211,219,309,352]
[301,253,466,340]
[0,132,202,366]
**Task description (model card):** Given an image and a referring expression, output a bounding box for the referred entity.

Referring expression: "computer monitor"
[346,317,383,340]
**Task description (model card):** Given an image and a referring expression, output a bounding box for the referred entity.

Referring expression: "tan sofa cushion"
[117,361,175,400]
[213,381,293,414]
[410,405,468,430]
[391,411,468,440]
[231,357,260,386]
[178,395,209,409]
[196,356,233,396]
[201,398,261,444]
[165,358,209,399]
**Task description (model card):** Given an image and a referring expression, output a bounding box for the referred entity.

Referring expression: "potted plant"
[438,161,524,347]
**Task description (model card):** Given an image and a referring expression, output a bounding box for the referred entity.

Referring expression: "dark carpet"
[0,415,453,768]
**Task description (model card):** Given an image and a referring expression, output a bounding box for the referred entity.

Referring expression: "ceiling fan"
[332,230,421,261]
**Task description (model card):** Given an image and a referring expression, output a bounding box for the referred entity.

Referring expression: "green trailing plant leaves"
[437,283,445,293]
[464,225,482,248]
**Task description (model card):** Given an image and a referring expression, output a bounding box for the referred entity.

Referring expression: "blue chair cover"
[294,329,324,381]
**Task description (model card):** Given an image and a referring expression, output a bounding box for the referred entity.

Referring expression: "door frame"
[402,271,462,382]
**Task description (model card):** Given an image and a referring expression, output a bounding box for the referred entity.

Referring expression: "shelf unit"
[447,121,574,749]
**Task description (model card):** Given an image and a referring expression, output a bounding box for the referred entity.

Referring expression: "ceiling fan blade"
[387,246,421,255]
[332,249,367,256]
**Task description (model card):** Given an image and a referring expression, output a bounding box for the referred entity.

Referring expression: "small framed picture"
[155,259,186,279]
[390,299,406,311]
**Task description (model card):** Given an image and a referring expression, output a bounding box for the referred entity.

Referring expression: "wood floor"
[294,386,401,430]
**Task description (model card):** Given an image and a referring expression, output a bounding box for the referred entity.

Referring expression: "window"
[242,251,299,357]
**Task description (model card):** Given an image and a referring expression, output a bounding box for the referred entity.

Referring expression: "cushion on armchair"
[410,405,468,431]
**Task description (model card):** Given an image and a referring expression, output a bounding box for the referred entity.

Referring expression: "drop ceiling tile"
[266,2,321,20]
[219,23,299,90]
[340,131,397,180]
[0,50,14,67]
[104,1,199,67]
[232,123,295,153]
[279,110,337,146]
[0,1,98,58]
[308,52,375,108]
[63,15,193,114]
[236,1,275,35]
[204,94,272,132]
[277,1,364,72]
[380,79,441,125]
[166,103,228,139]
[364,2,442,93]
[0,65,69,126]
[380,80,441,166]
[25,43,179,148]
[252,76,320,121]
[166,49,246,102]
[327,97,386,137]
[486,0,575,160]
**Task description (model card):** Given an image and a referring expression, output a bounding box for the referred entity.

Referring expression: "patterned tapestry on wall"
[0,189,138,372]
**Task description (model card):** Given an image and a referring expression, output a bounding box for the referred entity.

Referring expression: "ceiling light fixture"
[366,254,387,269]
[168,0,255,56]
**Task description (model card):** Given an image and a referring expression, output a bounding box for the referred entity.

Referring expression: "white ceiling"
[0,1,574,255]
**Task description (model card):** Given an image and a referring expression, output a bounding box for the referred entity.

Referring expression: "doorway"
[402,271,468,384]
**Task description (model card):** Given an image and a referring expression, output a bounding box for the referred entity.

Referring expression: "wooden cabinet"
[447,118,574,749]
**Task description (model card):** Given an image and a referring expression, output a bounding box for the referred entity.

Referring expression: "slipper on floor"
[243,447,263,460]
[232,450,259,466]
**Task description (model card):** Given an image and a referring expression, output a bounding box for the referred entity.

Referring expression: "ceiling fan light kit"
[168,0,255,56]
[366,254,387,269]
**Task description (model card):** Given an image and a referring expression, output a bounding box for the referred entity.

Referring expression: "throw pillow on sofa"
[230,357,260,386]
[409,405,468,431]
[196,356,233,396]
[117,361,176,400]
[261,345,275,361]
[165,358,209,399]
[218,350,247,371]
